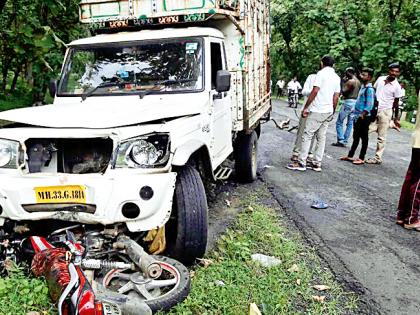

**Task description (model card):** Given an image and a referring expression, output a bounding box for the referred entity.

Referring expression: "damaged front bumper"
[0,171,176,232]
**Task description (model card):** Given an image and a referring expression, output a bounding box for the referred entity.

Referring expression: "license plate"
[35,185,86,204]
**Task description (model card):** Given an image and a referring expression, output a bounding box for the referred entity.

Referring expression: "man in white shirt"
[291,73,317,161]
[276,79,285,97]
[287,77,302,93]
[287,56,341,172]
[287,77,302,107]
[366,62,403,164]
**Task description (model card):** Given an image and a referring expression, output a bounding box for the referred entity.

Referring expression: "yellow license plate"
[35,185,86,204]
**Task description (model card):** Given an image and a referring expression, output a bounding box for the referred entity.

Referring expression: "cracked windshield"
[59,39,203,96]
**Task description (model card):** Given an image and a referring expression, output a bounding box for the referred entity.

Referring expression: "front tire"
[234,131,258,183]
[166,165,208,265]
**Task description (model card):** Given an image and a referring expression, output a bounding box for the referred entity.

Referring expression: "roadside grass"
[400,120,415,131]
[166,188,358,314]
[0,265,54,315]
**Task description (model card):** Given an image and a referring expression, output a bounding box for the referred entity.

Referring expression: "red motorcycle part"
[29,236,103,315]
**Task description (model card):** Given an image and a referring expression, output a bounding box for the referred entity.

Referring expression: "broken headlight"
[113,134,170,168]
[0,138,21,169]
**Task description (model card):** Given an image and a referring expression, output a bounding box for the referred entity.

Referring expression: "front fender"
[171,139,208,166]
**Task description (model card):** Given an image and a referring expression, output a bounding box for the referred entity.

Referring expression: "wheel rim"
[103,260,181,302]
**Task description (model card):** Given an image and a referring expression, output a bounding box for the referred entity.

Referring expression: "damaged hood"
[0,94,207,129]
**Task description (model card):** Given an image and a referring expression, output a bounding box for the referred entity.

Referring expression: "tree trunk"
[9,67,21,92]
[0,0,7,13]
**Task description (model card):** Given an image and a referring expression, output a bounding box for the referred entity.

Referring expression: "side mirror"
[215,70,231,93]
[49,79,58,97]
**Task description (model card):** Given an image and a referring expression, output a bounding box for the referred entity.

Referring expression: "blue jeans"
[336,99,356,144]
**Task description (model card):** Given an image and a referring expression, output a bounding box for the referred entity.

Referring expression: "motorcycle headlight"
[0,139,21,169]
[114,133,170,168]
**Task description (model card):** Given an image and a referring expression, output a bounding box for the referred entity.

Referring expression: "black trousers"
[348,116,370,159]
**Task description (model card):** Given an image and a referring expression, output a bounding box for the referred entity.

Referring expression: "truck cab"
[0,0,270,264]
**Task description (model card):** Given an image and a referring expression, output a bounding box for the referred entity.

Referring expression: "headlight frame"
[0,138,22,169]
[113,133,171,169]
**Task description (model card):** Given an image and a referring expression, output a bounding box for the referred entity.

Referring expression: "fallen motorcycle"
[0,224,190,314]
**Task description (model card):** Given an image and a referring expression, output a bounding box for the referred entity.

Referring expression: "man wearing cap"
[366,63,403,164]
[333,67,361,147]
[396,90,420,231]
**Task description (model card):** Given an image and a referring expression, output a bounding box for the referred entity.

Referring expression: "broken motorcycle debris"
[0,224,190,314]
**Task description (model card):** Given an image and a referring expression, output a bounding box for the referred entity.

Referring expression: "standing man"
[291,72,317,163]
[276,78,285,97]
[333,67,361,147]
[366,62,403,164]
[396,90,420,231]
[340,68,375,164]
[287,55,341,172]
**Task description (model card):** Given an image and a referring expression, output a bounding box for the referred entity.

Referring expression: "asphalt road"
[258,100,419,315]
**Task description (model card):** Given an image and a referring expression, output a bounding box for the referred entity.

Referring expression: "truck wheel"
[166,165,208,265]
[234,131,258,183]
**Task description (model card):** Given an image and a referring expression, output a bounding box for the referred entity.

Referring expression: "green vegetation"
[271,0,420,111]
[1,0,419,112]
[167,188,357,314]
[0,265,54,315]
[400,120,416,131]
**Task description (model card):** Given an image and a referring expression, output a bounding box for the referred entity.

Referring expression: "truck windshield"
[58,38,203,96]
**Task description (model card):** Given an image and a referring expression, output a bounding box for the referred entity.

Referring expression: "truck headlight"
[0,139,21,169]
[114,134,170,168]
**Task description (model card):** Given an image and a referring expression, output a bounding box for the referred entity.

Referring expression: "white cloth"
[309,67,341,113]
[287,80,302,93]
[276,80,285,88]
[374,76,403,111]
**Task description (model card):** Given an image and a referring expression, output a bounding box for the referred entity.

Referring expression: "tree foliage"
[0,0,87,104]
[271,0,420,108]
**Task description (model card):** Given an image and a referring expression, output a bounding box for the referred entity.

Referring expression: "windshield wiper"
[137,79,196,99]
[81,81,122,101]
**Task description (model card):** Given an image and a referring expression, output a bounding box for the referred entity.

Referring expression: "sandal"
[352,159,365,165]
[396,220,405,226]
[365,158,382,165]
[404,222,420,231]
[340,156,354,162]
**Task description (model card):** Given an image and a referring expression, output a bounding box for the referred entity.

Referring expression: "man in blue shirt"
[340,68,375,164]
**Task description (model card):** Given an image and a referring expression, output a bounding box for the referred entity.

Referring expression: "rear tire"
[234,131,258,183]
[166,165,208,265]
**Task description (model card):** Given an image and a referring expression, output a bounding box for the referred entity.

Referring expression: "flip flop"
[340,156,353,162]
[352,159,365,165]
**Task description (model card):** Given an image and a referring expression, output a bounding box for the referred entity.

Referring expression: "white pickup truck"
[0,0,270,264]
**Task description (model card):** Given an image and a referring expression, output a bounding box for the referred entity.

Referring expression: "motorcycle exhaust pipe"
[114,236,162,279]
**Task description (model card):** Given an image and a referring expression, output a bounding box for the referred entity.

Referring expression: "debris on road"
[313,284,331,291]
[287,264,300,273]
[312,295,326,303]
[251,253,282,267]
[197,258,214,268]
[249,303,262,315]
[311,200,329,209]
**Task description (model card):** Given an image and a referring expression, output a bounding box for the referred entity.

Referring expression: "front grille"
[25,138,113,174]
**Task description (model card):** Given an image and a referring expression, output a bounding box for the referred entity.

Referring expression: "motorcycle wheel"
[100,255,190,313]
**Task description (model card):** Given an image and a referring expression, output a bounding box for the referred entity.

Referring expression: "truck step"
[214,167,232,181]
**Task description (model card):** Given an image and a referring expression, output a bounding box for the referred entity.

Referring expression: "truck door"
[209,41,232,163]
